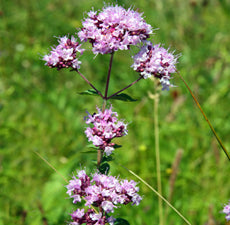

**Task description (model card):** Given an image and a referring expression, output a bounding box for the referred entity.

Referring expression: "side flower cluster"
[223,201,230,221]
[85,106,128,156]
[43,36,84,70]
[78,4,152,55]
[66,170,142,225]
[132,41,179,90]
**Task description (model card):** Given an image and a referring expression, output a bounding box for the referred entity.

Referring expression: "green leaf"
[78,89,99,96]
[110,93,137,102]
[86,144,99,149]
[81,150,97,154]
[114,218,130,225]
[114,144,122,149]
[98,163,110,175]
[102,155,114,163]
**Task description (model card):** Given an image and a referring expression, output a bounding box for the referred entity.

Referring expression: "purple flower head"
[85,106,128,156]
[78,4,152,55]
[43,36,84,70]
[223,201,230,221]
[66,170,142,219]
[66,170,91,204]
[70,208,113,225]
[132,41,179,90]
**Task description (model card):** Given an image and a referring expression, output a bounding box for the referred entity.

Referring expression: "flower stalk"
[104,52,114,100]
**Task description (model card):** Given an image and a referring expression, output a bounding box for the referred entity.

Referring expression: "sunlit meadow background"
[1,0,230,224]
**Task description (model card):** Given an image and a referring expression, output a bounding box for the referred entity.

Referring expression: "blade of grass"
[149,90,164,225]
[33,150,68,183]
[121,165,192,225]
[33,151,99,214]
[177,71,230,161]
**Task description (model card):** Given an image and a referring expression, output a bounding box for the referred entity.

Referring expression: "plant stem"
[102,99,107,112]
[177,71,230,161]
[153,92,164,225]
[104,52,114,99]
[75,70,104,99]
[107,76,143,100]
[97,149,103,168]
[97,53,114,169]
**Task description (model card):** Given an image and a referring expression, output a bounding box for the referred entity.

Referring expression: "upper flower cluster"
[132,41,178,90]
[43,36,84,70]
[85,106,128,156]
[223,201,230,221]
[78,4,152,55]
[66,170,142,224]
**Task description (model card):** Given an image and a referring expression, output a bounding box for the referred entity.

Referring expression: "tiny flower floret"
[66,170,142,224]
[43,36,84,70]
[85,106,128,156]
[223,201,230,221]
[78,4,152,54]
[132,41,179,90]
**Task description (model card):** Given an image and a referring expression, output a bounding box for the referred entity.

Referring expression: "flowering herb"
[66,170,142,224]
[85,106,128,156]
[70,208,115,225]
[78,4,152,55]
[132,41,178,90]
[42,3,187,225]
[223,201,230,221]
[43,36,84,70]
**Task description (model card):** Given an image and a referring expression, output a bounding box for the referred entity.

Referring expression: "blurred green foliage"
[1,0,230,224]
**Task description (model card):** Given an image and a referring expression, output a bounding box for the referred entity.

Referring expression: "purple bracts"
[78,4,152,55]
[85,106,128,156]
[43,36,84,70]
[132,41,179,90]
[66,170,142,224]
[223,201,230,221]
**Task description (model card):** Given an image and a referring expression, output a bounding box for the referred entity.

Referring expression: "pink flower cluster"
[43,36,84,70]
[132,41,178,90]
[85,106,128,156]
[78,4,152,55]
[70,208,115,225]
[66,170,142,224]
[223,201,230,221]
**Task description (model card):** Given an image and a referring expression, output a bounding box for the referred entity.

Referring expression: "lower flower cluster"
[70,208,115,225]
[223,201,230,221]
[66,170,142,224]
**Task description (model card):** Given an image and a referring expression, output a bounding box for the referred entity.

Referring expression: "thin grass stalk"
[33,151,68,183]
[177,71,230,161]
[121,165,192,225]
[34,150,99,214]
[168,149,183,203]
[165,149,183,220]
[154,92,164,225]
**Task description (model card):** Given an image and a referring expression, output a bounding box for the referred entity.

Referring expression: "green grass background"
[1,0,230,224]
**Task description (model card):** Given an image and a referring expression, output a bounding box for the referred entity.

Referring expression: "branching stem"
[107,77,143,100]
[104,52,114,99]
[76,70,104,98]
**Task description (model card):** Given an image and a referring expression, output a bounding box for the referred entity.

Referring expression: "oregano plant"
[42,3,230,225]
